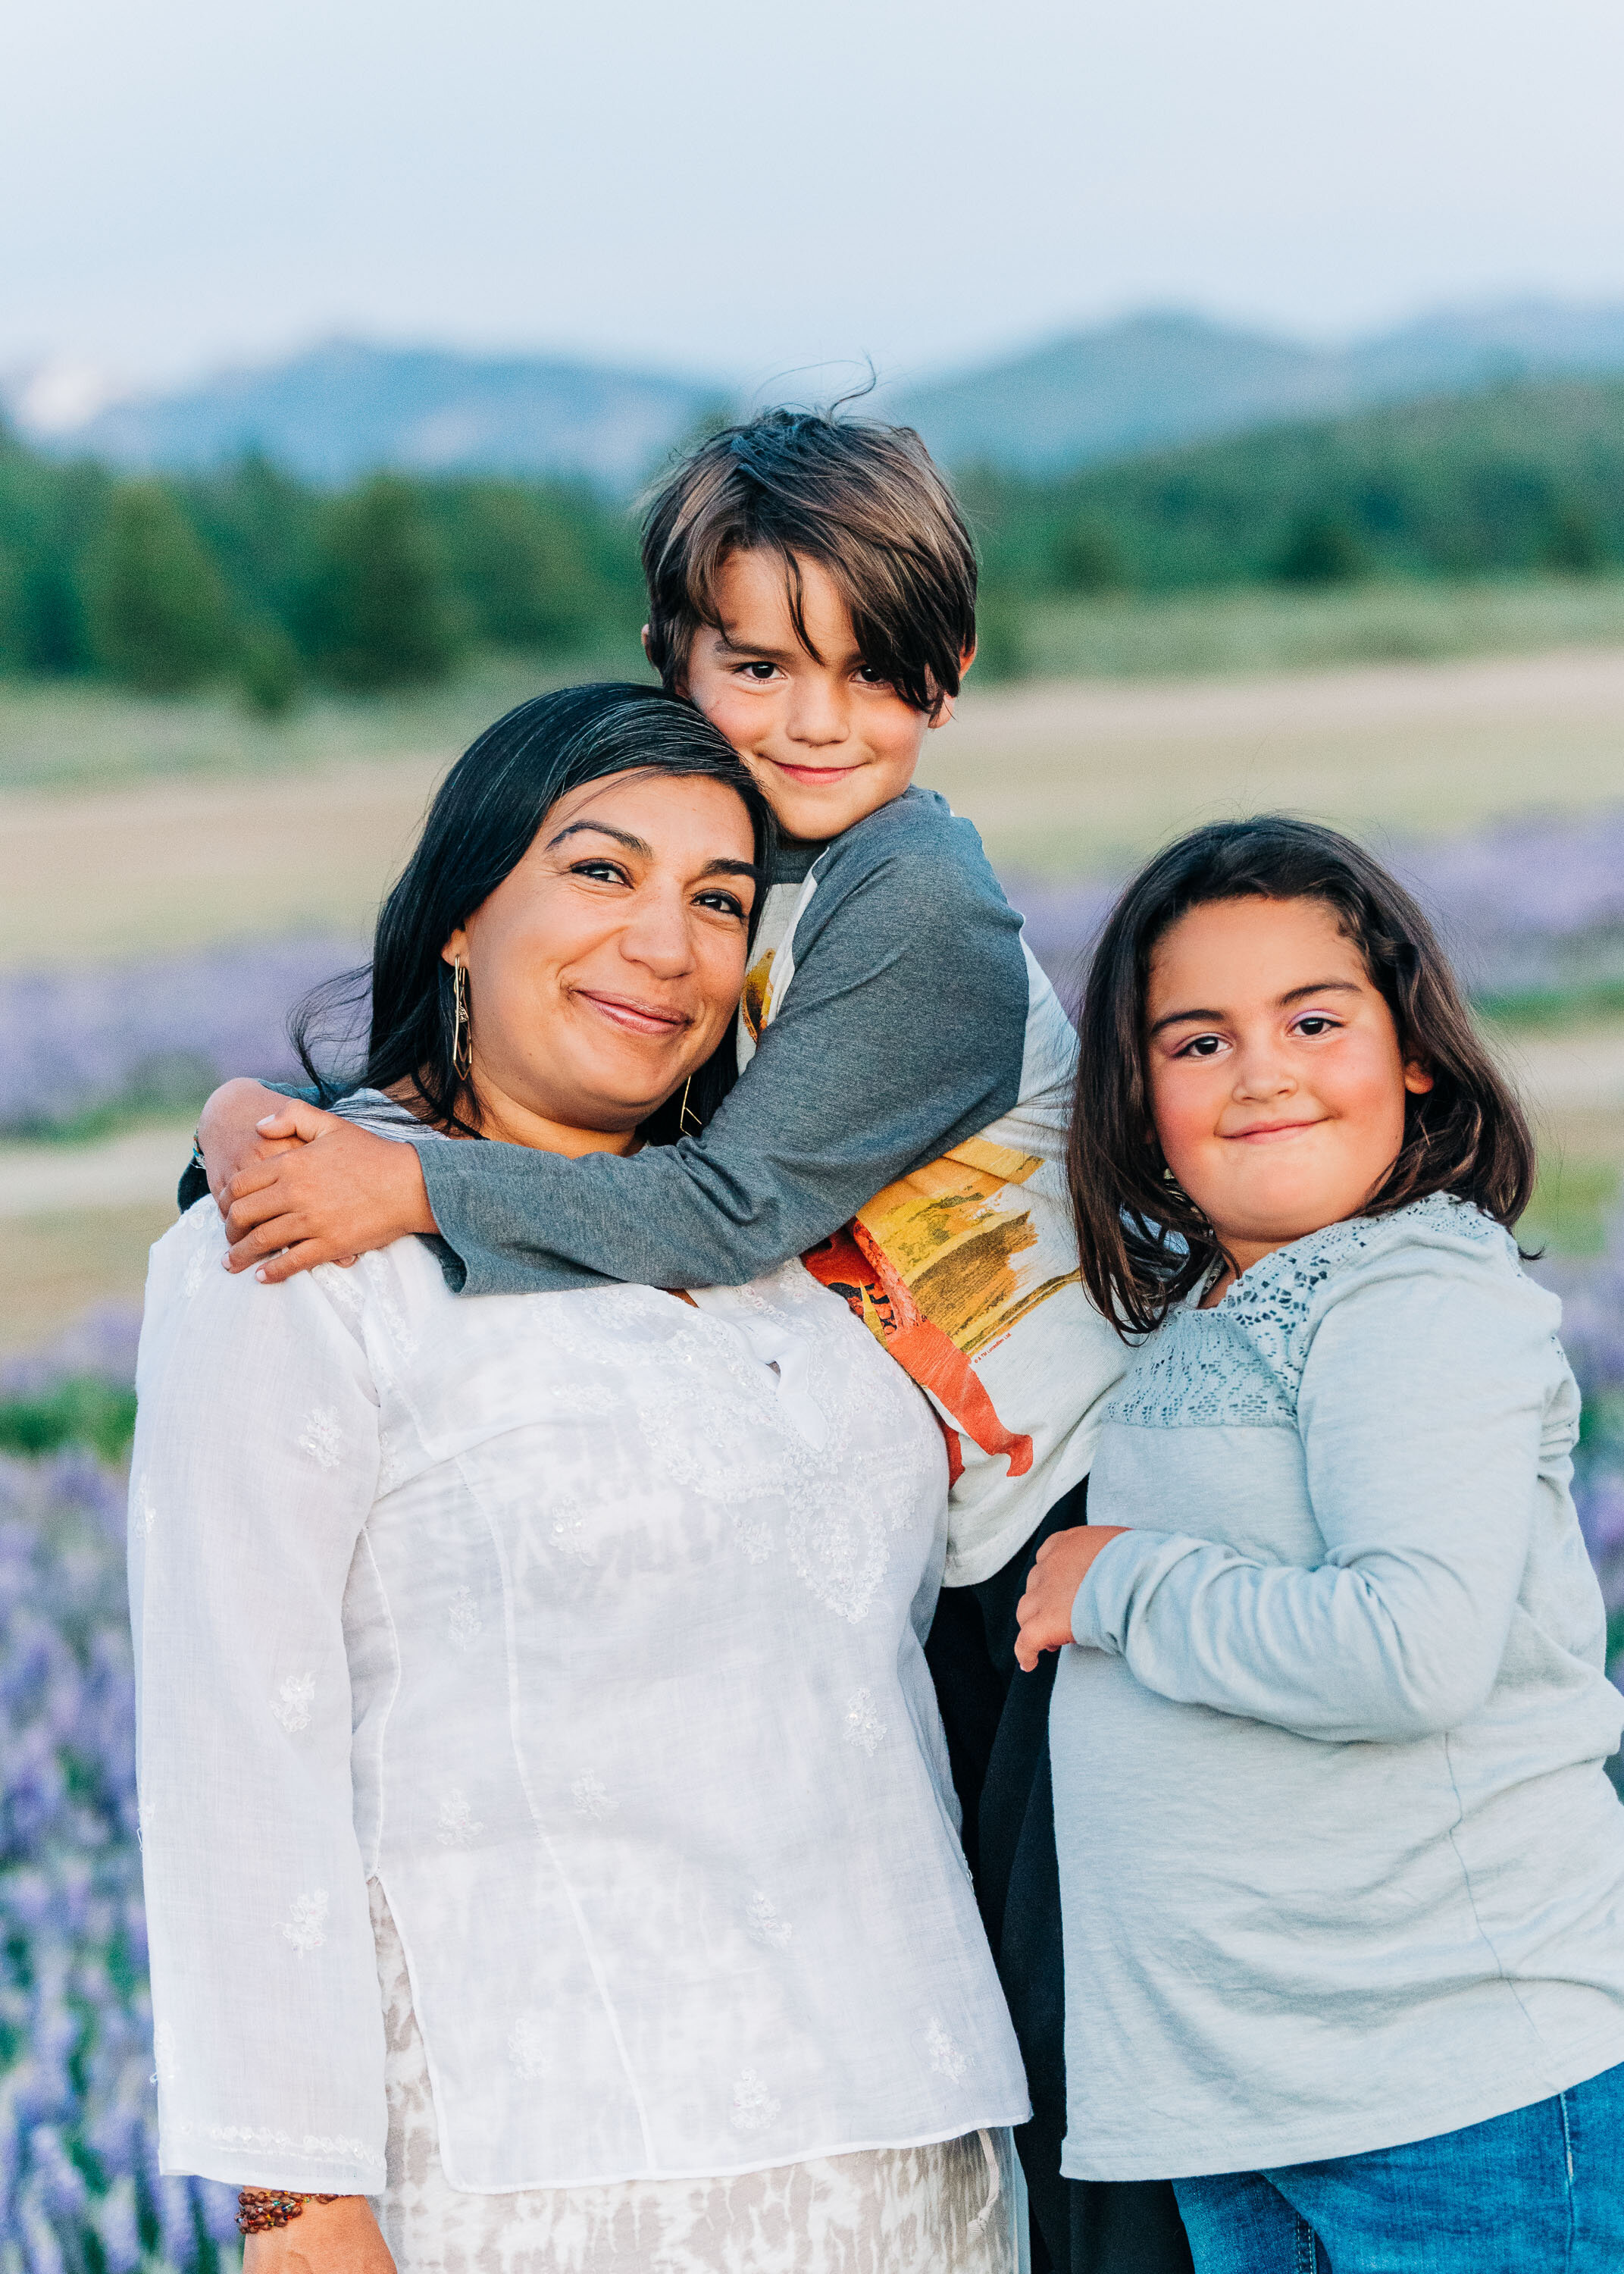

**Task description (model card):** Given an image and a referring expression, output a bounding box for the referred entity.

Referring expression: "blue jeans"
[1172,2059,1624,2273]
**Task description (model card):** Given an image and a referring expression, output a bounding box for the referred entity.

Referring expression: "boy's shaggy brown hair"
[640,408,977,716]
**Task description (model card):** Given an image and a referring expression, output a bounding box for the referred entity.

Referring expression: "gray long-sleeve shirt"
[1051,1195,1624,2181]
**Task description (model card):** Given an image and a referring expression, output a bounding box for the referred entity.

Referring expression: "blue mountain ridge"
[30,301,1624,487]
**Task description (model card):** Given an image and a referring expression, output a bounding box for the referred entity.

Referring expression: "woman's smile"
[571,986,693,1038]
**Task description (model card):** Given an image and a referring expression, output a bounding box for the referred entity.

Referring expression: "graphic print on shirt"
[803,1134,1078,1485]
[742,831,1127,1584]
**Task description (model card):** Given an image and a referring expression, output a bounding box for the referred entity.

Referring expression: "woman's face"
[442,769,758,1150]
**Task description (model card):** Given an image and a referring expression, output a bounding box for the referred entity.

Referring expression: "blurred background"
[5,0,1624,2260]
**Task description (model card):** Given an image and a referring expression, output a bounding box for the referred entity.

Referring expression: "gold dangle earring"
[678,1076,701,1135]
[451,961,472,1081]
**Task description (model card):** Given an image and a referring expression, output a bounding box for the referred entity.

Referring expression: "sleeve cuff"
[1070,1529,1175,1651]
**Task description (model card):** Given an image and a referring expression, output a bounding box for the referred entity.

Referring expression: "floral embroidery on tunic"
[298,1407,343,1470]
[548,1500,593,1563]
[746,1890,793,1948]
[571,1771,617,1821]
[151,2020,177,2086]
[173,2118,383,2175]
[843,1688,887,1755]
[926,2019,968,2082]
[271,1672,315,1734]
[133,1475,156,1539]
[730,2069,782,2133]
[178,1205,218,1299]
[507,2015,547,2080]
[446,1588,481,1648]
[282,1890,329,1956]
[436,1790,483,1848]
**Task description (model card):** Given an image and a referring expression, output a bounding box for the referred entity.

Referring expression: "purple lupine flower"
[0,1453,229,2269]
[5,932,366,1135]
[1002,807,1624,1006]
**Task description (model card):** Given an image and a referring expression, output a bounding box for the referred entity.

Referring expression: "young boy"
[192,410,1191,2274]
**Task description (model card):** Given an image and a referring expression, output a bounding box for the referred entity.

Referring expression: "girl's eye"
[1175,1032,1228,1060]
[1294,1014,1341,1038]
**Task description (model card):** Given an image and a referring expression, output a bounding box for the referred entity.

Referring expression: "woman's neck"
[386,1077,640,1158]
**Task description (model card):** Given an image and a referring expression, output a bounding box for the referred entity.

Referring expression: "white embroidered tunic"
[129,1194,1028,2196]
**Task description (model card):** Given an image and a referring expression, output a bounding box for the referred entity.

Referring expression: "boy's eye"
[734,659,780,682]
[854,664,890,687]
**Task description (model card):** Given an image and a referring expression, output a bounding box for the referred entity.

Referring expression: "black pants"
[925,1483,1194,2274]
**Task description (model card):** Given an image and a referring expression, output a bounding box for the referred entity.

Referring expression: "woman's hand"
[244,2198,395,2274]
[222,1104,437,1283]
[1014,1524,1131,1672]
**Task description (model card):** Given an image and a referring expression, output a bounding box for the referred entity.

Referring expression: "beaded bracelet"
[236,2190,341,2234]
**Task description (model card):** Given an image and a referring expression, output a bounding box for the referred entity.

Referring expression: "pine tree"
[85,481,234,693]
[302,475,461,690]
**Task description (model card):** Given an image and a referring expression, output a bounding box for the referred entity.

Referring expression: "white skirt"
[369,1883,1019,2274]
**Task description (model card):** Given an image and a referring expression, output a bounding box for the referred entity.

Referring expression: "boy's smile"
[674,548,962,844]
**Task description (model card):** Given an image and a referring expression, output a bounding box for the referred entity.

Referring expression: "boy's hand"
[198,1078,317,1200]
[244,2197,395,2274]
[1014,1524,1131,1672]
[222,1104,437,1283]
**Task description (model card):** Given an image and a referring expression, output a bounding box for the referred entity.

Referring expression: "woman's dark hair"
[293,682,774,1143]
[1069,815,1537,1336]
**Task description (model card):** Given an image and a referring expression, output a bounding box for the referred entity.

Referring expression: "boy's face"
[675,548,959,845]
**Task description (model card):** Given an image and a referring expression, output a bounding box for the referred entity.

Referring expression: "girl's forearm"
[1074,1529,1516,1743]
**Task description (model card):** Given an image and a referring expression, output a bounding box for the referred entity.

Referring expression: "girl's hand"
[1015,1524,1131,1671]
[222,1107,437,1283]
[244,2198,395,2274]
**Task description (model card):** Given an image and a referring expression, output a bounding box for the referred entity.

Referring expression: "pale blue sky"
[6,0,1624,393]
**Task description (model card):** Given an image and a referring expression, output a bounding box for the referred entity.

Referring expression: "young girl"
[1015,817,1624,2272]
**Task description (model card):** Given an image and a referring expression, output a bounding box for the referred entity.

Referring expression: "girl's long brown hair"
[1069,816,1537,1337]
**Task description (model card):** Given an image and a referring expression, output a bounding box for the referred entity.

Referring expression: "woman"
[130,685,1029,2274]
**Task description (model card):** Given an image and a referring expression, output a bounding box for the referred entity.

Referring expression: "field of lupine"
[5,807,1624,2262]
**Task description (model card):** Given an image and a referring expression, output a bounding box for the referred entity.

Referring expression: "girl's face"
[440,768,757,1153]
[1146,894,1433,1284]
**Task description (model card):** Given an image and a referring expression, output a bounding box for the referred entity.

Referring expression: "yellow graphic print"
[857,1139,1078,1361]
[805,1135,1082,1480]
[741,951,776,1044]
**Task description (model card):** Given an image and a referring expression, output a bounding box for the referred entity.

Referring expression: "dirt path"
[8,645,1624,971]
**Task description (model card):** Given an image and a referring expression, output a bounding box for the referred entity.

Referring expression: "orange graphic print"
[803,1137,1080,1480]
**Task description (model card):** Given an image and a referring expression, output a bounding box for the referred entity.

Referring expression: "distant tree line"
[0,438,648,711]
[966,376,1624,619]
[1,374,1620,706]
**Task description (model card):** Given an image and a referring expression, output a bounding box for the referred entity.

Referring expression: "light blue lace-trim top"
[1105,1194,1512,1431]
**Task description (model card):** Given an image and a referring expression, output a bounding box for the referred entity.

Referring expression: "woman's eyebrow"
[546,820,651,855]
[698,859,761,880]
